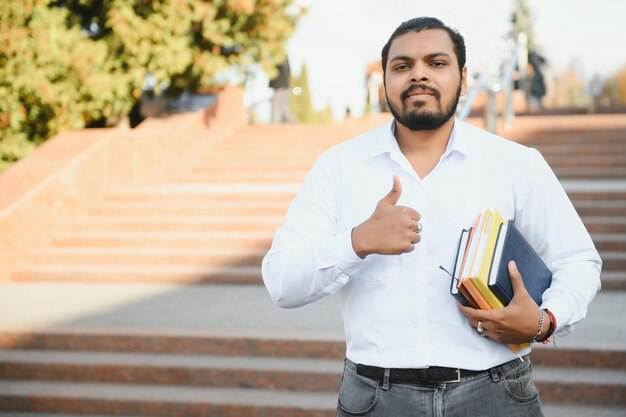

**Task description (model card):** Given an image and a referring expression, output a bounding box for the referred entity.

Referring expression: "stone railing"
[0,86,246,282]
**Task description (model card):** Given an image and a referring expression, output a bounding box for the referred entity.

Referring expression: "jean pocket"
[501,361,539,403]
[337,367,381,416]
[357,254,401,282]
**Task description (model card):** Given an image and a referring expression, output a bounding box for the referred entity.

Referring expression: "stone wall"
[0,86,246,282]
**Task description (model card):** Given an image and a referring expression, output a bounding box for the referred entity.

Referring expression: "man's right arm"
[261,152,365,308]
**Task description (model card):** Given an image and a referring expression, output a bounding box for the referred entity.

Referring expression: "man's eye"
[431,61,446,67]
[394,64,409,71]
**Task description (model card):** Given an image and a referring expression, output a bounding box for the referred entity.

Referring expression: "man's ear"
[460,66,468,96]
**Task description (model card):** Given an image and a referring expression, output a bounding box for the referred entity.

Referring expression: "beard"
[386,82,462,131]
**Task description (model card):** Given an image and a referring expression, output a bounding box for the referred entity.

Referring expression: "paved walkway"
[1,282,624,351]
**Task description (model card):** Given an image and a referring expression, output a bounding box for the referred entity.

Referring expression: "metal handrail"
[458,33,528,132]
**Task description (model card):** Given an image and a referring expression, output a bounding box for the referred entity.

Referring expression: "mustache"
[401,84,441,100]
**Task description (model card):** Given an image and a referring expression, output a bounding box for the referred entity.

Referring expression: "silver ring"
[476,320,486,337]
[416,221,423,234]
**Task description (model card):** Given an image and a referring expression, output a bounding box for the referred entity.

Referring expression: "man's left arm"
[460,147,602,343]
[516,148,601,337]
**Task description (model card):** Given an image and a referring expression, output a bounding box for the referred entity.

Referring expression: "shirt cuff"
[541,297,574,337]
[324,230,367,275]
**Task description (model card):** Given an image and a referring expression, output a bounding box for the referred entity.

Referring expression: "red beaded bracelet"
[541,308,557,344]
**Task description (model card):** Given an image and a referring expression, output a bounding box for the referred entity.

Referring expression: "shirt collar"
[370,117,470,159]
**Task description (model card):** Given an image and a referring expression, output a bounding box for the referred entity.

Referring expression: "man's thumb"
[381,176,402,205]
[508,260,528,297]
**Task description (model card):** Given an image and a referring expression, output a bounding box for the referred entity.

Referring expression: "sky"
[248,0,624,119]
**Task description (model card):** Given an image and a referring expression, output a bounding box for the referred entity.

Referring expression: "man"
[262,17,601,417]
[269,57,295,123]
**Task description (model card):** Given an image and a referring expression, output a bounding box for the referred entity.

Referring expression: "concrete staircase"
[1,113,625,416]
[511,115,626,292]
[0,329,623,416]
[10,120,385,285]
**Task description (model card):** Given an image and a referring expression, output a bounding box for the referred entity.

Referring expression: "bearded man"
[262,17,601,417]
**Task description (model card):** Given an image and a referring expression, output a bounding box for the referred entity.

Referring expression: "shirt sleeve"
[514,147,602,336]
[262,150,367,308]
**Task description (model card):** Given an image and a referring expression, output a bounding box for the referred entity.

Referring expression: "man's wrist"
[539,308,556,343]
[530,309,545,343]
[351,225,371,259]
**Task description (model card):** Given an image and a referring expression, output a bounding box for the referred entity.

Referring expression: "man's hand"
[458,261,550,344]
[351,176,422,259]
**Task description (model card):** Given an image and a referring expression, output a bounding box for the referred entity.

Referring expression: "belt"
[356,357,525,384]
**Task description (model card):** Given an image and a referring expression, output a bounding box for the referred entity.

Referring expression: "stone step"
[600,252,626,271]
[0,413,149,417]
[568,191,626,201]
[69,216,283,233]
[544,154,626,167]
[556,167,626,179]
[0,408,610,417]
[582,216,626,234]
[1,330,623,369]
[535,142,626,155]
[591,234,626,251]
[0,330,345,359]
[178,170,309,183]
[88,201,290,217]
[0,351,624,406]
[195,158,316,168]
[103,189,296,203]
[541,403,626,417]
[51,231,273,249]
[90,195,625,218]
[72,211,626,235]
[11,265,262,284]
[0,350,342,392]
[29,248,265,267]
[575,202,626,217]
[0,398,623,417]
[12,263,625,288]
[194,148,328,157]
[600,272,626,291]
[0,380,337,417]
[516,124,626,137]
[532,366,626,405]
[522,135,626,146]
[0,364,622,414]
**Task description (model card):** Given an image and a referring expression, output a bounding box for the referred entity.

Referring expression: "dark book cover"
[487,221,552,306]
[449,228,478,308]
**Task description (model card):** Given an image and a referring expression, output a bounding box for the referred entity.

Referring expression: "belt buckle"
[442,368,461,383]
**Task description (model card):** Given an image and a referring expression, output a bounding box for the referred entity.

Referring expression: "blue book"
[487,221,552,306]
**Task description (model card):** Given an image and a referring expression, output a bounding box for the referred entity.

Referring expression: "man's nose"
[409,63,429,83]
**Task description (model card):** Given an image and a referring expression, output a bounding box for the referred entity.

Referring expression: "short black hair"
[381,17,466,74]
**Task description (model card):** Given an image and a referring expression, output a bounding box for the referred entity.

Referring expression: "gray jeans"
[337,357,544,417]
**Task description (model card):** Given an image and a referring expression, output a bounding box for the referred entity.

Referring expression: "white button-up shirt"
[262,118,601,370]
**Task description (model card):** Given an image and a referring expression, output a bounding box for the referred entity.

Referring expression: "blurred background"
[2,0,625,172]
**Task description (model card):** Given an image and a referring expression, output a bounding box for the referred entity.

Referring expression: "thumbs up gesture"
[351,176,422,259]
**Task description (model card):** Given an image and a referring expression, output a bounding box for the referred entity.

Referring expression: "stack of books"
[450,208,553,311]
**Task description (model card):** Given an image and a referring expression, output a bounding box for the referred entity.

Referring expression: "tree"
[510,0,546,109]
[0,0,300,172]
[289,64,333,123]
[510,0,537,51]
[598,65,626,107]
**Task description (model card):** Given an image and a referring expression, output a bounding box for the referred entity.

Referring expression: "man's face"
[384,29,467,131]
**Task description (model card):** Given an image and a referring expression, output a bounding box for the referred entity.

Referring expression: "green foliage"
[289,64,333,123]
[599,65,626,106]
[510,0,536,51]
[0,0,300,172]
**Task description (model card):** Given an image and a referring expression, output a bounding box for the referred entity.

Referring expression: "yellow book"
[460,278,492,310]
[470,209,506,309]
